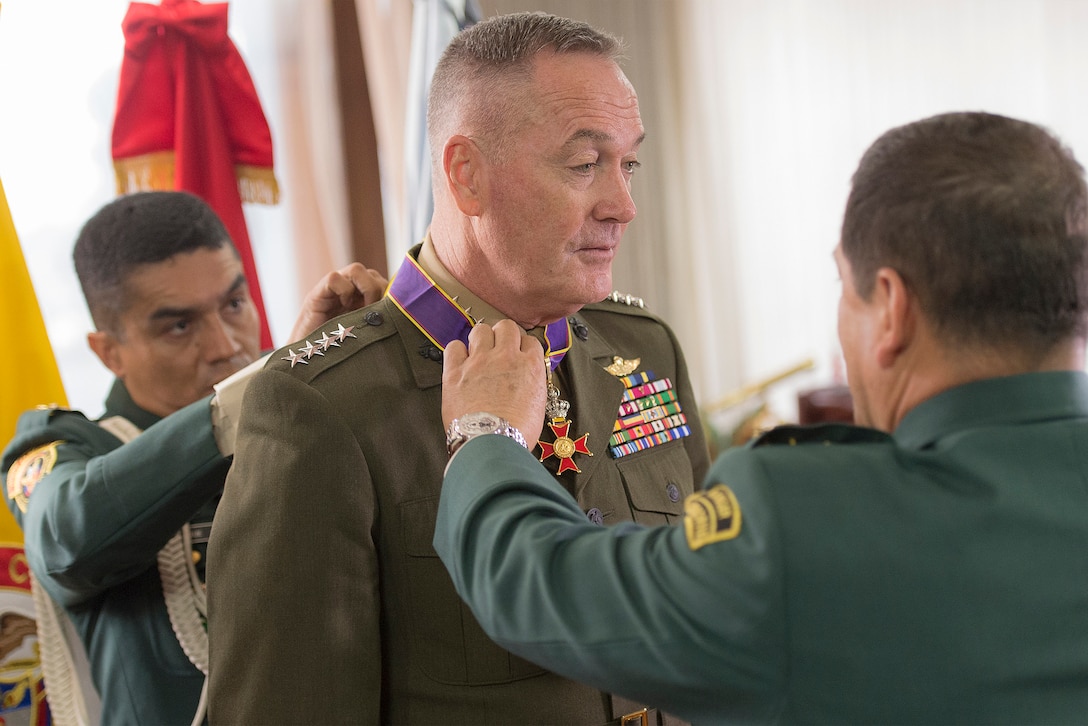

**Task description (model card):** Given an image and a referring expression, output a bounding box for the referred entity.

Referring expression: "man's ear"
[443,135,485,217]
[87,330,126,379]
[873,267,915,369]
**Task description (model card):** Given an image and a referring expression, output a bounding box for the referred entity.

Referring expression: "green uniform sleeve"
[207,369,382,725]
[434,435,788,724]
[1,397,225,607]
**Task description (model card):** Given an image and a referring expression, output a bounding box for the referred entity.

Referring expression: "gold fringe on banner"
[236,165,280,205]
[113,152,176,195]
[113,154,280,206]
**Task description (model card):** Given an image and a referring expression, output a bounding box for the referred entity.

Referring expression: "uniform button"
[418,344,443,362]
[365,311,384,326]
[666,483,680,502]
[569,316,589,341]
[586,507,604,525]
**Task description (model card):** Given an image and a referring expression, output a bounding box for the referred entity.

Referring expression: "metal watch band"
[446,413,528,456]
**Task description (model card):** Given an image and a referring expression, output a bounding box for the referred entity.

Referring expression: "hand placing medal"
[442,321,548,454]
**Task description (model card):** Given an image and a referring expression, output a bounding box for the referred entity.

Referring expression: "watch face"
[460,412,501,435]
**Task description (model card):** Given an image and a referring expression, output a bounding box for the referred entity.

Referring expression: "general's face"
[93,246,261,417]
[473,52,644,326]
[835,245,876,427]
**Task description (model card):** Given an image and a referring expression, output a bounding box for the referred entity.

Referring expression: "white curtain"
[354,0,415,264]
[681,0,1088,413]
[267,0,353,309]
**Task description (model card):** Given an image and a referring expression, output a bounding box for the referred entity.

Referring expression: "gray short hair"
[427,12,624,166]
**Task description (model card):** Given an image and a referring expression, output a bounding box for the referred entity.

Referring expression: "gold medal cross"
[538,419,592,474]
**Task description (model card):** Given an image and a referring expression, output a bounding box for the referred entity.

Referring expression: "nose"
[202,314,244,363]
[595,166,637,224]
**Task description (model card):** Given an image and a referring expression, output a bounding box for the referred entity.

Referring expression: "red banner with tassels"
[111,0,279,349]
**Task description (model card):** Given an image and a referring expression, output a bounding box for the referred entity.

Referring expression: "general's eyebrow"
[148,273,247,322]
[562,128,646,151]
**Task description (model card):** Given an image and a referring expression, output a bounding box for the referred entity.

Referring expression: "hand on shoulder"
[288,262,387,342]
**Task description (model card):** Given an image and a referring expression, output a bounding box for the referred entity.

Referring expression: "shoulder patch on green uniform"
[6,441,63,513]
[683,483,742,550]
[751,423,891,448]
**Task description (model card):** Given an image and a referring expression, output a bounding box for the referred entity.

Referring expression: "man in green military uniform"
[1,191,384,725]
[433,111,1088,724]
[207,12,709,725]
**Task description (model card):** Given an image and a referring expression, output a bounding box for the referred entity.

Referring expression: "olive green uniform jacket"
[207,294,710,725]
[435,371,1088,724]
[1,381,225,725]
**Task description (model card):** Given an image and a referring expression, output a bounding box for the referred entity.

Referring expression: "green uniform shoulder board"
[751,423,891,448]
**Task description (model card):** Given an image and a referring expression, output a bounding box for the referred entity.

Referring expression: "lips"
[575,239,619,254]
[575,226,624,254]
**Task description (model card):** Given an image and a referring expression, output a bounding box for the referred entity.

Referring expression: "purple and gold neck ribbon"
[387,254,571,370]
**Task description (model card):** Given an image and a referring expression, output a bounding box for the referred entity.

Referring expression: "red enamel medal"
[538,368,593,473]
[538,419,593,474]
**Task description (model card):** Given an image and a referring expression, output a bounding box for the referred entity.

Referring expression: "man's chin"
[588,281,614,304]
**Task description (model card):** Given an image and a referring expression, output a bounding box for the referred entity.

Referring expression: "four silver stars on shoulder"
[607,291,645,308]
[281,322,358,368]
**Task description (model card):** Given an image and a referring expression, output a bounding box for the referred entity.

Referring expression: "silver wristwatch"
[445,412,528,456]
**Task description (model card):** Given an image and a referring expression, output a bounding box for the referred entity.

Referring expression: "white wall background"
[3,0,1088,421]
[683,0,1088,421]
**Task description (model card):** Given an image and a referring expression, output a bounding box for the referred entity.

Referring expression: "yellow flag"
[0,175,63,720]
[0,176,68,540]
